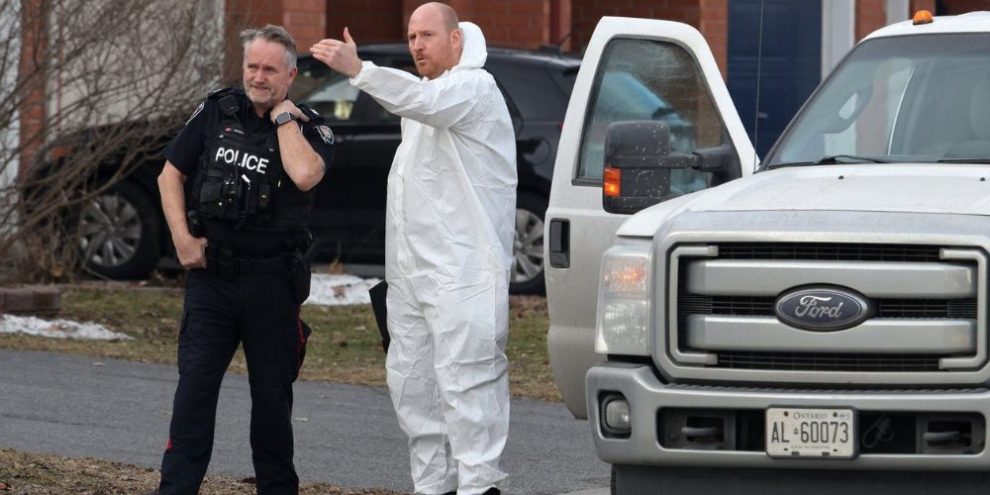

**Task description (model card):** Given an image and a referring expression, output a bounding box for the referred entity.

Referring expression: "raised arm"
[309,28,483,129]
[349,62,483,129]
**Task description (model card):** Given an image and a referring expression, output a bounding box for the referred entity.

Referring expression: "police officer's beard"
[247,88,278,112]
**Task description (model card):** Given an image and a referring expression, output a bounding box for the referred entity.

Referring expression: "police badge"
[316,125,334,145]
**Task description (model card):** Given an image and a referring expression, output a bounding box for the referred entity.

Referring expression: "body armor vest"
[189,89,313,234]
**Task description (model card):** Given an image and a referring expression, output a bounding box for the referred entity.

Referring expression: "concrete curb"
[562,488,609,495]
[0,285,61,315]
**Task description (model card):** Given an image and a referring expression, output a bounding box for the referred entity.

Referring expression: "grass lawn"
[0,448,404,495]
[0,283,560,401]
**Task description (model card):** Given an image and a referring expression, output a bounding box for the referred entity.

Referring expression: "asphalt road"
[0,349,609,494]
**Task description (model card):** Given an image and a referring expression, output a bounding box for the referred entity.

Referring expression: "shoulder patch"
[316,124,334,145]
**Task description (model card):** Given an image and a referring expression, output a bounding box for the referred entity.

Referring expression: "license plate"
[766,407,856,459]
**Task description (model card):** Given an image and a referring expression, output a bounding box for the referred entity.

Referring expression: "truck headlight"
[595,242,652,356]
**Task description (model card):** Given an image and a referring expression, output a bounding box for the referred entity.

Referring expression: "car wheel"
[77,180,161,279]
[510,191,547,295]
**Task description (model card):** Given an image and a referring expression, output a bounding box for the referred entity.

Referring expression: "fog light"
[603,396,631,436]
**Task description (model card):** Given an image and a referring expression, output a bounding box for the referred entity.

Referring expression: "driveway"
[0,349,609,494]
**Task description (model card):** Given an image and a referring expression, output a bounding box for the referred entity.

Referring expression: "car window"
[491,76,523,135]
[305,75,360,120]
[551,65,578,96]
[292,62,360,122]
[293,57,416,125]
[489,59,570,121]
[576,38,732,194]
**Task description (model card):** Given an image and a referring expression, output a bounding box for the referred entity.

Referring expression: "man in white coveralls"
[310,3,516,495]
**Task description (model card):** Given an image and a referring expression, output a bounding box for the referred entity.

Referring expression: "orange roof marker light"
[913,10,934,25]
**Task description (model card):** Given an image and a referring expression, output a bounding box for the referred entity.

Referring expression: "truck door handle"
[549,219,570,268]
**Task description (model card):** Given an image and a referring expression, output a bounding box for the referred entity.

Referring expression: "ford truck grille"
[680,295,978,319]
[716,243,943,262]
[714,352,941,372]
[668,243,987,378]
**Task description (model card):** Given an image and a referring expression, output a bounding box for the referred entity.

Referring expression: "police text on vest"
[216,147,268,174]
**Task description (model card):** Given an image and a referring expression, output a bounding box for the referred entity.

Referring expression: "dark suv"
[73,44,578,294]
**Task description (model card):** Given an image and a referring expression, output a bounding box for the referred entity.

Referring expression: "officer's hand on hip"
[175,233,208,269]
[271,100,309,123]
[309,27,362,78]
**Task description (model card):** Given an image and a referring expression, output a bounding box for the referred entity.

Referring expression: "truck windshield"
[763,33,990,169]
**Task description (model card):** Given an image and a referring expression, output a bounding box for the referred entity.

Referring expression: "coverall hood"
[454,22,487,71]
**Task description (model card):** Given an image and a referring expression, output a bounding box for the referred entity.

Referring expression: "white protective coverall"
[349,22,517,494]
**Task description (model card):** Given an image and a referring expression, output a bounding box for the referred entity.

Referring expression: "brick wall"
[467,0,552,48]
[283,0,327,49]
[572,0,695,52]
[274,0,732,62]
[327,0,403,44]
[226,0,284,44]
[911,0,937,14]
[551,0,572,51]
[395,0,557,49]
[571,0,727,73]
[224,0,285,83]
[935,0,986,14]
[110,0,990,94]
[698,0,727,78]
[855,0,886,41]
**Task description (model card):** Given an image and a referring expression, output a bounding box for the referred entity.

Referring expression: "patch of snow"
[0,314,133,340]
[304,273,382,306]
[0,274,379,341]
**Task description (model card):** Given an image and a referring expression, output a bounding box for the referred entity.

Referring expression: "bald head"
[407,2,462,79]
[412,2,459,33]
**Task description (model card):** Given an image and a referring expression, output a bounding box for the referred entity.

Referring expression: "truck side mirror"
[602,121,694,214]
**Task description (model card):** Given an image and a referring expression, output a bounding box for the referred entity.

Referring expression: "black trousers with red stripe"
[159,268,306,495]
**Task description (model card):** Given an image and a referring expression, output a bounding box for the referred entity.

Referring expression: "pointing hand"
[310,27,363,78]
[343,27,356,49]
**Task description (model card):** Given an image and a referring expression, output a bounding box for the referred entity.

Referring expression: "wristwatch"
[274,111,295,126]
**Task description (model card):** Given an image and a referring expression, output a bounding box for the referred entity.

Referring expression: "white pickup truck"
[545,12,990,493]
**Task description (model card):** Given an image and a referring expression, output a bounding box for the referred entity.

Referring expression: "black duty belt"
[204,246,290,279]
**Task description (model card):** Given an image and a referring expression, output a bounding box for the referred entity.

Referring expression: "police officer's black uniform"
[158,88,333,495]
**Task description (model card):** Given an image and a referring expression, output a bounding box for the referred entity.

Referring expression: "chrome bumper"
[587,362,990,471]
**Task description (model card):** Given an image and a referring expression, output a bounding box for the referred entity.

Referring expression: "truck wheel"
[510,191,547,294]
[610,465,617,495]
[77,180,162,279]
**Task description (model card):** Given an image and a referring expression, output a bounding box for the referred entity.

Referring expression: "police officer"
[154,24,333,495]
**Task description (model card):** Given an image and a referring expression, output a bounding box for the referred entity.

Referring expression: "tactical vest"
[188,88,314,234]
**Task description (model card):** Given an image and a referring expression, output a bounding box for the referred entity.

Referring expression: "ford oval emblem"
[775,286,875,331]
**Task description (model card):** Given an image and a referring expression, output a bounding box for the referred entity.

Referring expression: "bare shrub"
[0,0,225,283]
